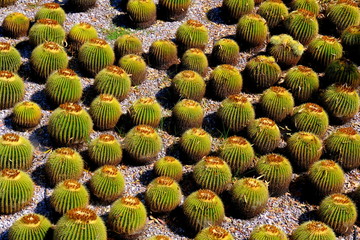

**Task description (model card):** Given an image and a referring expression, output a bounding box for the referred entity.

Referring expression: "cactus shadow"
[31,164,50,188]
[81,85,97,107]
[34,196,58,223]
[155,86,176,110]
[298,210,318,224]
[3,114,13,130]
[158,116,173,135]
[112,14,132,29]
[202,112,225,138]
[110,0,128,11]
[15,40,33,59]
[206,7,228,25]
[179,172,197,197]
[30,89,53,111]
[166,206,198,239]
[0,230,8,240]
[165,142,181,159]
[289,174,317,204]
[115,113,133,137]
[139,168,155,186]
[29,125,52,150]
[166,64,180,79]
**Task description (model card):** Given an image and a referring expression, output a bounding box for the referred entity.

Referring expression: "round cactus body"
[2,12,30,38]
[50,179,89,214]
[114,34,143,60]
[259,87,295,122]
[118,54,147,85]
[89,165,125,202]
[171,70,206,102]
[129,97,162,127]
[258,0,289,29]
[9,214,51,240]
[30,42,69,81]
[0,71,24,109]
[145,176,182,212]
[195,226,234,240]
[283,65,319,103]
[158,0,191,21]
[292,103,329,137]
[67,23,98,51]
[250,224,288,240]
[0,169,34,214]
[149,39,178,70]
[0,133,33,170]
[290,0,320,15]
[172,99,204,133]
[318,194,357,235]
[180,128,212,162]
[45,147,84,186]
[54,208,107,240]
[35,3,66,25]
[94,65,131,101]
[291,221,336,240]
[154,156,183,182]
[236,14,269,47]
[89,94,122,130]
[183,189,225,231]
[219,136,255,175]
[176,20,209,51]
[88,134,123,166]
[287,131,323,171]
[45,68,82,105]
[222,0,255,22]
[341,25,360,60]
[326,0,360,32]
[148,236,172,240]
[28,19,65,46]
[48,103,93,146]
[124,125,162,164]
[181,48,208,76]
[127,0,157,29]
[256,154,293,196]
[108,196,147,236]
[0,42,21,72]
[209,64,243,99]
[325,58,360,88]
[231,178,269,218]
[78,38,115,76]
[211,38,240,65]
[324,127,360,170]
[12,101,42,129]
[247,118,281,153]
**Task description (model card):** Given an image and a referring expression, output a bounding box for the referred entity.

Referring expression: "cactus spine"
[129,97,162,127]
[247,118,281,153]
[153,156,183,181]
[89,94,122,130]
[88,134,123,166]
[0,71,25,109]
[12,101,42,129]
[9,214,51,240]
[1,12,30,38]
[0,42,21,72]
[180,128,212,162]
[291,221,336,240]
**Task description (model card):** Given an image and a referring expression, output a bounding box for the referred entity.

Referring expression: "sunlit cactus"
[67,23,98,51]
[0,71,24,109]
[28,18,65,46]
[88,134,123,166]
[126,0,157,29]
[176,20,209,51]
[12,101,42,130]
[2,12,30,38]
[35,3,66,25]
[0,42,21,72]
[89,94,122,130]
[236,14,269,47]
[9,214,51,240]
[258,0,289,29]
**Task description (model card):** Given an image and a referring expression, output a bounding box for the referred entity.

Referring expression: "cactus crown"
[0,71,15,80]
[163,156,176,162]
[0,42,11,52]
[244,178,262,189]
[181,99,199,108]
[99,134,116,142]
[89,38,108,47]
[2,168,21,179]
[204,156,225,166]
[106,65,126,75]
[319,35,339,44]
[186,19,205,28]
[303,103,323,113]
[227,136,248,146]
[67,208,97,223]
[197,189,216,201]
[330,193,352,204]
[337,0,357,6]
[189,128,207,136]
[337,127,357,136]
[305,221,330,233]
[43,2,61,9]
[63,179,81,191]
[79,22,93,29]
[334,83,355,93]
[55,147,75,156]
[99,94,115,102]
[58,68,77,78]
[266,154,286,164]
[258,118,276,128]
[43,42,61,51]
[135,125,156,136]
[208,226,229,238]
[2,133,20,143]
[37,18,59,26]
[228,94,248,104]
[20,214,41,226]
[261,225,282,235]
[138,97,155,105]
[319,159,337,168]
[270,86,286,95]
[297,8,316,18]
[155,176,174,186]
[121,196,141,208]
[59,103,82,113]
[101,165,118,176]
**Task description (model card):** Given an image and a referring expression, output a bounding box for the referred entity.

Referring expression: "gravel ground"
[0,0,359,239]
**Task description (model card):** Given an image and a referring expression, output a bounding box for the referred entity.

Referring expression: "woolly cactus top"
[302,103,324,113]
[329,193,352,205]
[162,156,177,162]
[197,189,217,201]
[186,48,204,55]
[304,221,332,233]
[188,128,208,136]
[1,169,21,179]
[99,134,116,142]
[134,125,156,136]
[295,8,316,18]
[104,65,127,76]
[345,25,360,33]
[252,55,277,64]
[20,214,41,226]
[0,42,11,52]
[66,208,97,223]
[78,22,93,29]
[63,179,81,191]
[203,156,225,167]
[88,38,108,47]
[336,127,359,138]
[99,94,116,102]
[43,2,61,9]
[336,0,358,6]
[180,99,200,108]
[101,165,119,176]
[155,176,175,186]
[258,118,277,128]
[264,154,287,165]
[185,19,205,29]
[318,35,340,45]
[226,136,249,146]
[121,196,142,207]
[243,178,263,189]
[333,83,356,93]
[207,226,230,238]
[59,103,83,113]
[2,133,20,143]
[269,86,287,95]
[137,97,156,105]
[227,94,249,104]
[43,42,62,52]
[296,131,319,141]
[318,160,338,169]
[37,18,59,26]
[270,34,304,56]
[54,147,75,156]
[0,71,15,80]
[258,224,283,235]
[57,68,77,78]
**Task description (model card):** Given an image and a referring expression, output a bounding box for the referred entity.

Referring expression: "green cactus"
[256,154,293,196]
[236,14,269,47]
[211,38,240,65]
[341,25,360,60]
[324,127,360,170]
[267,34,304,67]
[222,0,255,22]
[171,70,206,102]
[148,39,178,70]
[88,134,123,166]
[258,0,289,29]
[108,196,147,236]
[50,179,89,214]
[176,20,209,51]
[148,236,172,240]
[324,58,360,88]
[0,133,34,170]
[48,103,93,146]
[291,221,336,240]
[287,131,323,171]
[318,194,357,235]
[193,156,232,194]
[145,176,182,212]
[181,48,208,76]
[67,23,98,52]
[66,0,97,11]
[0,42,21,72]
[0,169,34,214]
[172,99,204,133]
[0,71,24,109]
[45,68,83,105]
[30,42,69,81]
[114,34,143,60]
[283,65,319,103]
[217,94,255,132]
[290,0,320,15]
[45,147,84,186]
[153,156,183,181]
[124,125,162,164]
[129,97,162,127]
[35,3,66,25]
[326,0,360,32]
[54,208,107,240]
[8,214,51,240]
[243,55,281,91]
[28,19,65,46]
[195,226,234,240]
[284,9,319,45]
[127,0,157,29]
[12,101,42,130]
[250,224,288,240]
[2,12,30,38]
[78,38,115,76]
[308,160,345,198]
[0,0,17,7]
[231,178,269,218]
[183,189,225,231]
[179,128,212,162]
[259,87,295,122]
[247,118,281,153]
[292,103,329,137]
[158,0,191,21]
[321,83,359,122]
[219,136,255,175]
[94,65,131,101]
[89,165,125,202]
[209,64,243,100]
[89,94,122,130]
[118,54,147,85]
